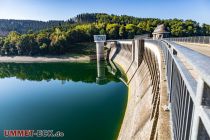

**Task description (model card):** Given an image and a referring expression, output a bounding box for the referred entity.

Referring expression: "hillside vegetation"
[0,13,210,56]
[0,19,74,36]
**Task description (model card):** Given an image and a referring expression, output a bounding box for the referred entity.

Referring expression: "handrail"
[165,36,210,45]
[106,39,133,42]
[158,39,210,140]
[164,40,210,85]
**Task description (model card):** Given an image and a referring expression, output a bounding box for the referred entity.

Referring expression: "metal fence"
[165,36,210,45]
[146,39,210,140]
[134,34,151,39]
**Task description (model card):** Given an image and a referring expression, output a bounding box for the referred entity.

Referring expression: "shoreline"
[0,55,96,63]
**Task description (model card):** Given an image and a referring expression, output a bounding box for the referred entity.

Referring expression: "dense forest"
[0,13,210,56]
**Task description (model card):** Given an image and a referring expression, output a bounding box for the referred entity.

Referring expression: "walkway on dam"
[102,36,210,140]
[175,42,210,57]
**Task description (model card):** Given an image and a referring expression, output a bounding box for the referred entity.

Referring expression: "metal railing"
[165,36,210,45]
[134,34,151,39]
[157,39,210,140]
[108,36,210,139]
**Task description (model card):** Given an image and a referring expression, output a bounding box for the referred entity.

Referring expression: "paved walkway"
[175,42,210,58]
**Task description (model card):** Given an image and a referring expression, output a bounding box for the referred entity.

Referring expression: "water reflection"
[106,60,127,85]
[0,62,120,84]
[0,61,128,140]
[96,61,106,84]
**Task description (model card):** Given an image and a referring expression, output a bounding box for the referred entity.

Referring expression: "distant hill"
[74,13,151,24]
[1,13,210,37]
[0,13,157,36]
[0,19,74,36]
[0,13,210,56]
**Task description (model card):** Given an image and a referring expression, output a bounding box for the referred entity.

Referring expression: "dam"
[95,25,210,140]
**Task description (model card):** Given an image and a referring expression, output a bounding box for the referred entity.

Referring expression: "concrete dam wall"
[106,40,171,140]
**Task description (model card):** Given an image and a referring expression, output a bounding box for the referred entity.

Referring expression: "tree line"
[0,19,73,36]
[0,13,210,56]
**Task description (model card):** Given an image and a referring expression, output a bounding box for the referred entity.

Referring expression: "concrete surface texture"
[107,40,171,140]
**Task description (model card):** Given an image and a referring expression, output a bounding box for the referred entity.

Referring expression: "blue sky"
[0,0,210,24]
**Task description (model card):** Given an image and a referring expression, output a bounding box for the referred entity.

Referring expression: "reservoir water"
[0,62,128,140]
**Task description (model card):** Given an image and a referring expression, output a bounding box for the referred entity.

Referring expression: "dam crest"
[103,35,210,140]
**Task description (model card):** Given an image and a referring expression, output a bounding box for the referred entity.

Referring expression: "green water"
[0,62,128,140]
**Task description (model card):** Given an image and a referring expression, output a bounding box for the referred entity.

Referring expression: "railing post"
[169,59,174,102]
[209,37,210,44]
[191,78,204,140]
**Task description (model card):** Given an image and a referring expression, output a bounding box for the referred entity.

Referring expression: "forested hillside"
[0,19,74,36]
[74,13,210,37]
[0,13,210,56]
